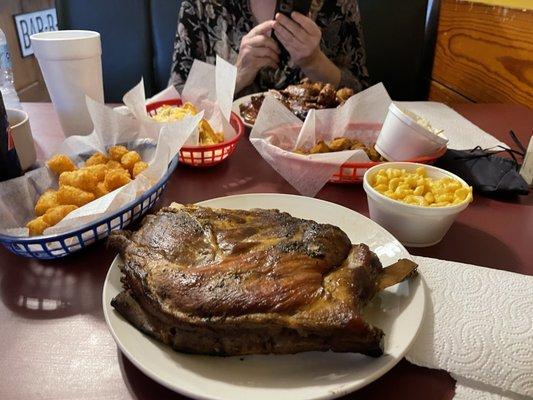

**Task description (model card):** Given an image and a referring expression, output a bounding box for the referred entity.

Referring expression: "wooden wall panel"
[429,0,533,107]
[0,0,53,102]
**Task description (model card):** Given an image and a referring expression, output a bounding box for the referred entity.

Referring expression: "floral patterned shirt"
[170,0,370,97]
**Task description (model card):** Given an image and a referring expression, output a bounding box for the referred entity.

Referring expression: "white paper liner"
[121,55,237,147]
[250,83,392,196]
[0,97,203,238]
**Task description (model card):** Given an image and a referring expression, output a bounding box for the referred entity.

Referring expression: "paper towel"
[409,256,533,400]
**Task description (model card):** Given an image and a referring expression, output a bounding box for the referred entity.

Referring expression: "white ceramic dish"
[375,103,448,161]
[103,193,426,400]
[232,92,264,129]
[363,162,471,247]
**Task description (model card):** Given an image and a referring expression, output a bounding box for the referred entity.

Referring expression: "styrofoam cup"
[6,108,36,171]
[375,103,448,161]
[31,30,104,136]
[363,162,471,247]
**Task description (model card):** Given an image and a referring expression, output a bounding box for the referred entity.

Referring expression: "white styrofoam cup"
[6,108,36,171]
[31,30,104,136]
[376,103,448,161]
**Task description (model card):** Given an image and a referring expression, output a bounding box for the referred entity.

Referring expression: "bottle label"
[0,44,12,70]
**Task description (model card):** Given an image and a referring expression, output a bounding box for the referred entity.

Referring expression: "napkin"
[408,256,533,400]
[250,83,392,196]
[398,102,508,150]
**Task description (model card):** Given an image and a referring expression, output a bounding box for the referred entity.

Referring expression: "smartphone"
[276,0,313,17]
[274,0,313,62]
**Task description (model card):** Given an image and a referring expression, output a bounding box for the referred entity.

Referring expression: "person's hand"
[273,12,322,68]
[235,20,280,93]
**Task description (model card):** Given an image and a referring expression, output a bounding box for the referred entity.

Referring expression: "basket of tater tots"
[249,84,447,197]
[0,95,200,259]
[121,56,243,167]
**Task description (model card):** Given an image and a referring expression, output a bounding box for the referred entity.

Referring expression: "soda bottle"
[0,90,23,181]
[0,28,22,110]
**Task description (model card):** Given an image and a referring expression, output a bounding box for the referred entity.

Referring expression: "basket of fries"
[146,99,245,167]
[0,148,178,260]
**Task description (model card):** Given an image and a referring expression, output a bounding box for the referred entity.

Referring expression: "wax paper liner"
[0,96,203,238]
[121,55,237,146]
[250,83,392,196]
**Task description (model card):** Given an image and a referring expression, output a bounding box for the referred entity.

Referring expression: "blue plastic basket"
[0,155,178,260]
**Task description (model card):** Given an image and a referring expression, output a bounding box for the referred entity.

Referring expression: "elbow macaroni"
[370,167,473,207]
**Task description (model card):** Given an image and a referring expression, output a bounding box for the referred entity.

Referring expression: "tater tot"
[27,216,50,236]
[42,205,78,226]
[46,154,77,174]
[34,190,59,216]
[57,185,95,207]
[104,169,131,191]
[120,151,141,172]
[93,181,109,198]
[106,160,122,169]
[84,164,107,182]
[85,152,109,166]
[108,145,129,161]
[132,161,148,178]
[59,170,98,192]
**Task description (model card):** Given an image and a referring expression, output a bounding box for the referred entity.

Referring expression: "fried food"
[120,151,141,172]
[46,154,77,174]
[104,169,131,191]
[26,216,50,236]
[85,152,109,166]
[59,169,98,192]
[132,161,148,178]
[329,137,352,152]
[57,185,95,207]
[336,87,354,103]
[42,205,78,226]
[150,103,224,145]
[93,181,109,198]
[29,146,148,235]
[34,190,59,216]
[84,164,107,182]
[295,137,386,162]
[108,145,129,162]
[309,141,330,154]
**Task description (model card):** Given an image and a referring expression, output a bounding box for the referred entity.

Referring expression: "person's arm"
[169,1,208,92]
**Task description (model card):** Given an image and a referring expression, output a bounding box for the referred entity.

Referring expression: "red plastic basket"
[330,147,447,184]
[146,99,245,167]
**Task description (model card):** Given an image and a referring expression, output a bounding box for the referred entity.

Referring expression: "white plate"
[103,194,426,400]
[232,92,265,129]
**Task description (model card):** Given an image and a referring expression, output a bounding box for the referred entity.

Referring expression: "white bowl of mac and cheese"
[363,162,473,247]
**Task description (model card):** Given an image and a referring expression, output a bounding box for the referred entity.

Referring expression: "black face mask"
[435,131,530,196]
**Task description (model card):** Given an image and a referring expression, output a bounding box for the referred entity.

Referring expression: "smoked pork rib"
[109,203,417,356]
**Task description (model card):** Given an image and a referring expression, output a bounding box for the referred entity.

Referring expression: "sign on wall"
[13,8,58,58]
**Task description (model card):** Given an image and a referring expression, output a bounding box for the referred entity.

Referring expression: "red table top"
[0,102,531,400]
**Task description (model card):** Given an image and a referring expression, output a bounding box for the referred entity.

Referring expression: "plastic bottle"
[0,28,22,110]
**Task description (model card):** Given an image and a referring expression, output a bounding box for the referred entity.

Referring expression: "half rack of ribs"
[109,203,417,357]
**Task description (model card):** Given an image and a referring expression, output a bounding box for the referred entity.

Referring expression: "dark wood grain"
[431,0,533,107]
